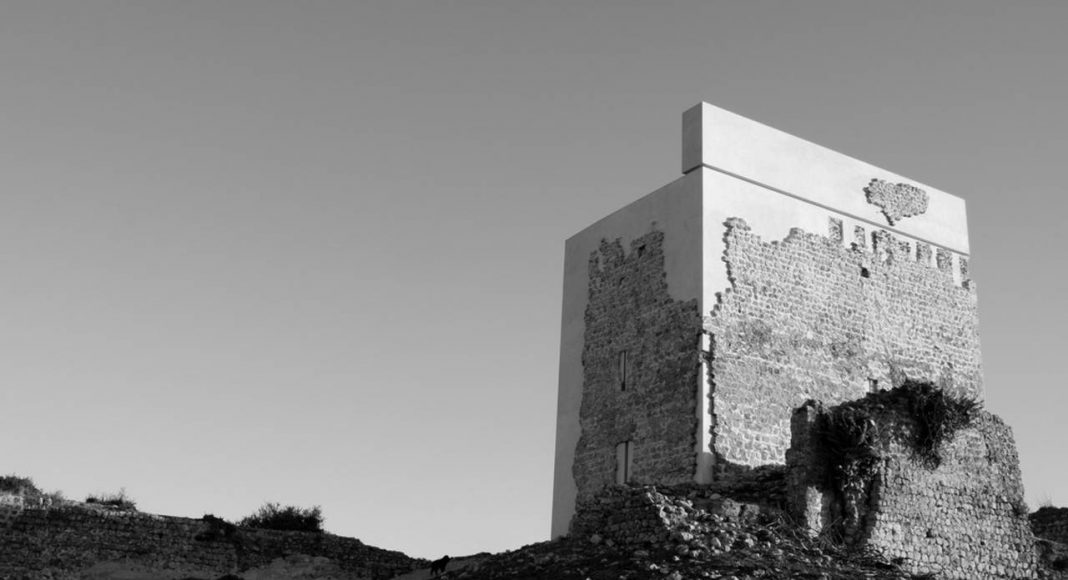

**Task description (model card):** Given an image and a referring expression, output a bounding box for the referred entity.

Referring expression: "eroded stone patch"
[705,218,980,473]
[572,229,701,506]
[864,179,929,225]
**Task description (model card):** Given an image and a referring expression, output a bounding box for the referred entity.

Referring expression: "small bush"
[238,502,324,533]
[819,380,980,496]
[85,488,137,510]
[900,380,980,468]
[0,474,40,495]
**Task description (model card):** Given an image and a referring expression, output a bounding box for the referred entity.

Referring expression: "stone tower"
[551,103,979,537]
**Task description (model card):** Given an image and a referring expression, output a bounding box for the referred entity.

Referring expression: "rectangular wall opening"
[615,441,634,484]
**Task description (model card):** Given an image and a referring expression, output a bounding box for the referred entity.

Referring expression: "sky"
[1,1,1066,560]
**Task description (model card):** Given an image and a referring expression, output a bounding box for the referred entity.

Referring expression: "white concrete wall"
[684,103,970,254]
[692,101,973,325]
[551,172,702,538]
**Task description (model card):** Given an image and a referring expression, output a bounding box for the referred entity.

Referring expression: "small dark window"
[618,351,628,391]
[860,267,870,278]
[636,244,646,257]
[616,441,634,484]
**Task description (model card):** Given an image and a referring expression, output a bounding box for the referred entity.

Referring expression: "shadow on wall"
[785,383,1036,580]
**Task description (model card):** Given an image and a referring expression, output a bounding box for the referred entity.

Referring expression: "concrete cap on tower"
[682,102,970,254]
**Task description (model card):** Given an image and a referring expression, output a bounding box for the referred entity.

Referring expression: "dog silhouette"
[429,555,450,576]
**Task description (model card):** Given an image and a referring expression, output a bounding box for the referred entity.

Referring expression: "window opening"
[618,350,628,391]
[615,441,633,484]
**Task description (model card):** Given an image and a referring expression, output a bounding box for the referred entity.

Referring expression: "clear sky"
[2,1,1065,560]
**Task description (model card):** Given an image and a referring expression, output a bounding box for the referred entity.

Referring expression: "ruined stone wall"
[571,230,702,507]
[705,217,980,471]
[1032,507,1068,545]
[0,494,23,529]
[865,412,1035,579]
[787,398,1037,580]
[570,480,783,554]
[0,504,419,579]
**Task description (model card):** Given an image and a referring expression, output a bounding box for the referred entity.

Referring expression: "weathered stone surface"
[787,393,1037,580]
[705,218,980,472]
[864,179,930,225]
[571,471,787,547]
[572,230,702,505]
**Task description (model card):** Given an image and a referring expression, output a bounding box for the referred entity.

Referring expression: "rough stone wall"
[0,504,419,579]
[787,399,1037,580]
[0,494,23,529]
[705,218,980,471]
[0,492,56,529]
[570,476,784,550]
[864,179,930,225]
[1032,507,1068,545]
[865,412,1036,579]
[572,230,702,508]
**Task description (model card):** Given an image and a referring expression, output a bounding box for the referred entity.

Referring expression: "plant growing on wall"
[820,380,980,489]
[819,406,883,496]
[0,474,39,496]
[239,502,324,533]
[85,488,137,510]
[817,380,980,542]
[817,403,884,542]
[900,380,980,468]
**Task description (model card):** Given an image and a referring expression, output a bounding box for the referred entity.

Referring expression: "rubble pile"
[451,480,914,580]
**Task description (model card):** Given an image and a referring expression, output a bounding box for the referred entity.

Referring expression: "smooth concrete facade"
[683,103,969,254]
[551,103,971,538]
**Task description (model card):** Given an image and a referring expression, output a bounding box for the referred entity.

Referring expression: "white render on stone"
[551,103,973,539]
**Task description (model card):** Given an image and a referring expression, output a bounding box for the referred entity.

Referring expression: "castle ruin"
[552,103,980,538]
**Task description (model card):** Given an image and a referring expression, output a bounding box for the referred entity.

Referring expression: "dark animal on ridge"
[430,555,450,576]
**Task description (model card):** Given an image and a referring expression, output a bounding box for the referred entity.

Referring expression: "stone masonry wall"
[787,397,1037,580]
[705,217,980,471]
[569,483,776,553]
[572,229,702,509]
[0,504,419,579]
[0,494,23,529]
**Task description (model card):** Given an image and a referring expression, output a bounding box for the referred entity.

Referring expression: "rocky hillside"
[3,471,1068,579]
